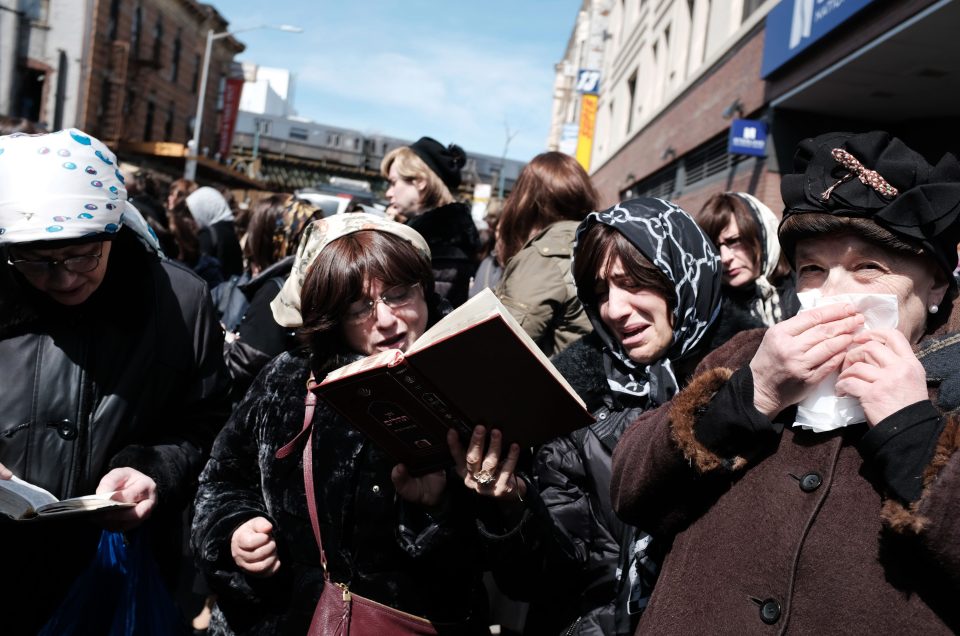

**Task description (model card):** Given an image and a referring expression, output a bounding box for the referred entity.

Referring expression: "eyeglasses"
[343,283,421,325]
[716,235,744,251]
[7,245,104,275]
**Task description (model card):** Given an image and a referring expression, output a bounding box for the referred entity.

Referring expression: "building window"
[216,75,226,110]
[164,101,175,140]
[192,54,201,93]
[108,0,121,40]
[254,118,273,136]
[623,133,750,200]
[171,31,182,83]
[742,0,764,22]
[144,101,155,141]
[131,6,142,58]
[626,70,637,133]
[26,0,50,23]
[289,127,308,141]
[152,17,163,67]
[123,88,134,116]
[97,78,112,120]
[608,99,615,147]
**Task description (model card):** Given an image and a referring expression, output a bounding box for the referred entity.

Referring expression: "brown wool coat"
[610,311,960,635]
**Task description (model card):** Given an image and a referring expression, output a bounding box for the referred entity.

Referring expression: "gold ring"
[473,470,495,486]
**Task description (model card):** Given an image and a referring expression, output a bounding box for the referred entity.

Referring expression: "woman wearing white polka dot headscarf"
[0,128,231,633]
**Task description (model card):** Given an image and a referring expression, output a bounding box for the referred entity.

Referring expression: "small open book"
[316,288,594,474]
[0,475,134,521]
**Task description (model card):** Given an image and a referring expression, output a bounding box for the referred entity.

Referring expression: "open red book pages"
[316,289,594,474]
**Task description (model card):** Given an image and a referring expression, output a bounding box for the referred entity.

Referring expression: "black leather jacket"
[479,333,660,636]
[0,229,231,633]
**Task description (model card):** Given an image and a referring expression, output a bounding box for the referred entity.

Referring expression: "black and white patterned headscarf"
[574,198,722,406]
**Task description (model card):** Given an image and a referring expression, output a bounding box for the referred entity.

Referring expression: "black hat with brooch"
[780,130,960,279]
[409,137,467,192]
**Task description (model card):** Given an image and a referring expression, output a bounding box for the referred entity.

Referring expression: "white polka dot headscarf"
[0,128,160,250]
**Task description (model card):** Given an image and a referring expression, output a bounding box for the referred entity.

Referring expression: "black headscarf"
[574,197,722,406]
[780,130,960,282]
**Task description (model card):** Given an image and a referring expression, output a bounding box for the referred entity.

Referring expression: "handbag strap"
[274,376,329,576]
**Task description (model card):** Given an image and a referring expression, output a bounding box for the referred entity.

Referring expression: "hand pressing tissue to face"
[790,290,898,432]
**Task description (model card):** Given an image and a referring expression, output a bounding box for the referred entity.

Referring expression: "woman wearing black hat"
[381,137,480,307]
[610,131,960,634]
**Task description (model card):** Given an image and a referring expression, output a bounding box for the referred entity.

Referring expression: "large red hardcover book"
[315,289,594,474]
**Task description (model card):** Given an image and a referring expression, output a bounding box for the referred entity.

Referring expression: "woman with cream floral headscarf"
[695,192,800,348]
[0,128,230,633]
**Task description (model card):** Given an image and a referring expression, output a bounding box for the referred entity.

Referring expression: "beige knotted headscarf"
[270,212,430,328]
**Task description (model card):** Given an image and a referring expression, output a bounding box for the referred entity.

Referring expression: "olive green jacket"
[496,220,591,357]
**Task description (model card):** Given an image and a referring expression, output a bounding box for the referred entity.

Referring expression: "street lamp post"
[184,24,302,181]
[497,121,519,199]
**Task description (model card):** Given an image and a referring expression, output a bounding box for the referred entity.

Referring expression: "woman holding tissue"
[192,213,489,635]
[610,131,960,634]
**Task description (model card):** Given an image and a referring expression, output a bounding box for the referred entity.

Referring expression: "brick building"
[552,0,960,216]
[1,0,246,181]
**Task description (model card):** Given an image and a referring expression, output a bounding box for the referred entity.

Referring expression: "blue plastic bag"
[40,529,189,636]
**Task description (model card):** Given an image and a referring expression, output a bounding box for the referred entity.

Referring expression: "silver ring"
[473,470,496,486]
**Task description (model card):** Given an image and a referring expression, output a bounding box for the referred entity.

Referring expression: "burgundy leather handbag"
[276,383,437,636]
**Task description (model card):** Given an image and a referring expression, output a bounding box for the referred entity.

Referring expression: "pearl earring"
[929,304,939,314]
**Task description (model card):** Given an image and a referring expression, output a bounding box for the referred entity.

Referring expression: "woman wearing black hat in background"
[610,131,960,634]
[381,137,480,307]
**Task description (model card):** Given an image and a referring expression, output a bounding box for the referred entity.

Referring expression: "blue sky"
[217,1,581,162]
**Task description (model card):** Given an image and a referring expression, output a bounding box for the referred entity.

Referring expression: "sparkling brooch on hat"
[821,148,899,201]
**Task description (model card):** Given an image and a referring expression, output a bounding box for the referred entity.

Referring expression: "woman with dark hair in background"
[382,136,480,308]
[168,198,224,288]
[451,198,722,635]
[167,178,198,214]
[218,193,323,398]
[495,151,600,356]
[193,214,489,634]
[696,192,799,346]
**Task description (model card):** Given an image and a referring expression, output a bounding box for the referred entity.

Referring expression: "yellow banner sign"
[575,94,598,171]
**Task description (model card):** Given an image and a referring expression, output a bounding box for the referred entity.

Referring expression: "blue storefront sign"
[728,119,768,157]
[761,0,878,78]
[576,69,602,95]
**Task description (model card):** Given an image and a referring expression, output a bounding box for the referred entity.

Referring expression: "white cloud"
[235,8,563,159]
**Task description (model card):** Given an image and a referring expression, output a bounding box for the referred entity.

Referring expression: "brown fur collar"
[669,366,749,473]
[881,412,960,534]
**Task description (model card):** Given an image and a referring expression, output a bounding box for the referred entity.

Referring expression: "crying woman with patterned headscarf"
[216,193,323,399]
[448,197,723,635]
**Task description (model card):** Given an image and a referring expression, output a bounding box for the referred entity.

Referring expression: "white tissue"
[792,291,899,433]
